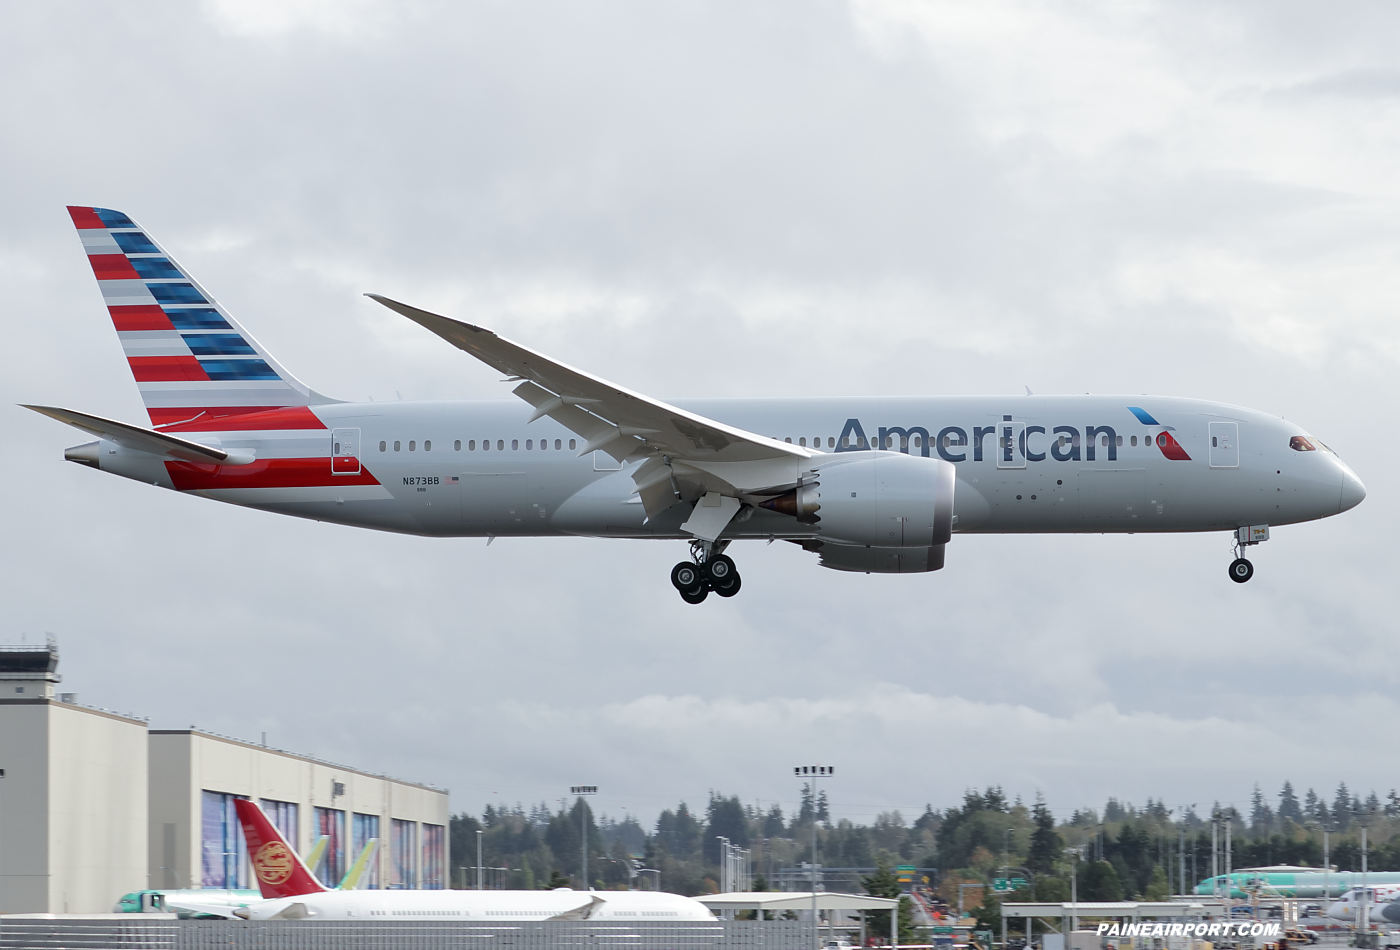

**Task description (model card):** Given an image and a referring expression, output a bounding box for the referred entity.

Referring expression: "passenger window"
[526,439,533,450]
[841,437,849,448]
[1212,436,1217,447]
[454,440,461,451]
[409,440,416,451]
[483,440,490,451]
[498,440,505,451]
[1130,436,1137,446]
[555,439,562,450]
[827,437,834,448]
[1116,435,1122,446]
[394,441,401,452]
[913,436,921,448]
[569,439,576,450]
[379,441,387,452]
[334,442,341,454]
[1101,436,1108,447]
[425,440,431,451]
[512,439,519,450]
[799,437,806,447]
[785,437,792,443]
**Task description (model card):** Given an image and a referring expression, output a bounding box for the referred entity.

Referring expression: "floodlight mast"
[571,786,598,889]
[794,766,834,950]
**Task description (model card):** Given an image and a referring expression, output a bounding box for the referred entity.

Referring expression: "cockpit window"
[1290,436,1316,452]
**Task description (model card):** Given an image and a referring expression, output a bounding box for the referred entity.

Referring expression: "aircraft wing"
[162,899,245,919]
[22,405,255,466]
[368,295,818,530]
[547,895,607,920]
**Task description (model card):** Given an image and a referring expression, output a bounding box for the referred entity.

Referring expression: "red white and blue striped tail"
[67,206,329,427]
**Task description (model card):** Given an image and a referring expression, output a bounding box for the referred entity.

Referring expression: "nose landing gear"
[670,541,742,603]
[1228,525,1268,583]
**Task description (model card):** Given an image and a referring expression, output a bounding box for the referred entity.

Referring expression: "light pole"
[476,829,484,890]
[571,786,597,890]
[794,765,834,950]
[1064,847,1083,934]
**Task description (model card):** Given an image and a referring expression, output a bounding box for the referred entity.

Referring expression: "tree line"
[447,780,1400,911]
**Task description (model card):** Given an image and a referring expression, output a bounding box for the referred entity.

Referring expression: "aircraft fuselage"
[80,394,1362,542]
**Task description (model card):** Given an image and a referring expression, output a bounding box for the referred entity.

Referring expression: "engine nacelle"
[760,451,955,565]
[811,451,955,547]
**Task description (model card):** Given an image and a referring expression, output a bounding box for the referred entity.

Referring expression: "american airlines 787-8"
[29,207,1366,602]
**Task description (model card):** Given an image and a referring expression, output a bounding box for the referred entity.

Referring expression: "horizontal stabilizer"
[23,405,256,465]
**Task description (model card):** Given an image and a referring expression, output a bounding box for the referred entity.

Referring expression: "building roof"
[1001,902,1229,919]
[696,892,899,912]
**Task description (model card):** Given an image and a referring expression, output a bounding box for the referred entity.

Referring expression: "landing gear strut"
[1228,525,1268,584]
[671,541,742,603]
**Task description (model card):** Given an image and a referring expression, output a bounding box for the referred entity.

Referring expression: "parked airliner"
[29,207,1366,602]
[206,800,714,921]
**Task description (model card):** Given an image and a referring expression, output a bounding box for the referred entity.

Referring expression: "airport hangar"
[0,640,449,914]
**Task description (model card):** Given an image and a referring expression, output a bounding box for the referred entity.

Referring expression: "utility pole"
[1361,823,1370,948]
[571,786,597,890]
[1064,847,1083,934]
[794,765,834,950]
[1211,812,1218,898]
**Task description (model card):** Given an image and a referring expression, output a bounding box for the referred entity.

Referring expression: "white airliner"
[29,207,1366,601]
[200,799,714,921]
[1329,886,1400,921]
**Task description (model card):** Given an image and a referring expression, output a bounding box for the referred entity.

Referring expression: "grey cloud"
[0,1,1396,824]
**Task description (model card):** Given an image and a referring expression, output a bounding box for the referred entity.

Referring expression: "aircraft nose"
[1340,467,1367,513]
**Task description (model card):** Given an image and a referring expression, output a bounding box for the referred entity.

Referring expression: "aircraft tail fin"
[233,800,328,900]
[339,838,379,890]
[66,206,335,427]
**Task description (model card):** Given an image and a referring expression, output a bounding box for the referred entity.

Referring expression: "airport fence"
[0,918,816,950]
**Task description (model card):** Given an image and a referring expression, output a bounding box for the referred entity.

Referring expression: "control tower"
[0,635,61,700]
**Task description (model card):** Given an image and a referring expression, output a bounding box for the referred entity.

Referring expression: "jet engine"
[760,451,955,572]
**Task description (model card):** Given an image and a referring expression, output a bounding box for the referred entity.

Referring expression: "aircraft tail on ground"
[233,799,328,900]
[66,206,333,427]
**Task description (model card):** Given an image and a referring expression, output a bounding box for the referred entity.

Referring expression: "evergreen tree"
[1028,796,1062,876]
[862,862,917,942]
[1081,860,1123,901]
[763,805,786,838]
[1278,782,1302,823]
[1250,784,1274,834]
[1104,798,1126,822]
[1334,783,1355,827]
[1144,866,1170,901]
[704,793,750,863]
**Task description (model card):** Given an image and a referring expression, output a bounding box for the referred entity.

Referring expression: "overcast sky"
[3,0,1398,830]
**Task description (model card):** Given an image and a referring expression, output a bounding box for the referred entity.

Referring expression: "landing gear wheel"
[671,561,702,591]
[1228,557,1254,583]
[679,584,709,604]
[713,573,742,598]
[704,554,737,585]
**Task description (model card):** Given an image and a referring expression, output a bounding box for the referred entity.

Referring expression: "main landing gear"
[670,541,741,604]
[1228,525,1268,584]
